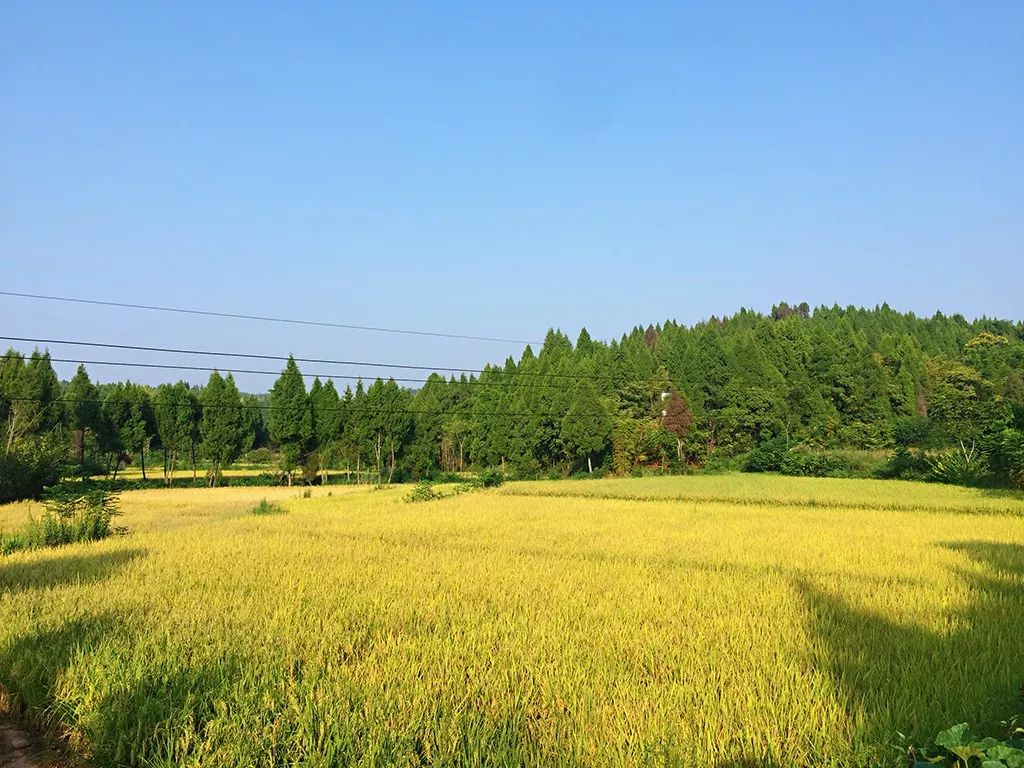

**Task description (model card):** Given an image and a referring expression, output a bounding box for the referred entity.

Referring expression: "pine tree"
[561,381,610,473]
[310,378,341,483]
[267,356,313,485]
[154,381,198,485]
[65,364,101,470]
[200,371,246,486]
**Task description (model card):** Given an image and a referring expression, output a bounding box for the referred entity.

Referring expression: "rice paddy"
[1,475,1022,767]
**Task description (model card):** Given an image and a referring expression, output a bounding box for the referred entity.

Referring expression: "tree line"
[2,303,1022,500]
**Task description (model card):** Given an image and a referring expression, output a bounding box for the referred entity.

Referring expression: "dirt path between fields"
[0,714,67,768]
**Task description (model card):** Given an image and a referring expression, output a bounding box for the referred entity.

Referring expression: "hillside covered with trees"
[2,303,1022,500]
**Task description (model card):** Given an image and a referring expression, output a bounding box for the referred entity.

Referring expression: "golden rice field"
[1,475,1023,767]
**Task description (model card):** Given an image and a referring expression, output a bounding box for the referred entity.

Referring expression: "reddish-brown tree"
[662,389,694,465]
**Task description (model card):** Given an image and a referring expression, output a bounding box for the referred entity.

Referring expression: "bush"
[243,447,276,465]
[879,447,931,481]
[1,485,121,555]
[250,499,285,515]
[926,450,989,487]
[701,453,747,474]
[779,450,839,477]
[474,469,504,488]
[744,438,788,473]
[406,481,442,503]
[0,436,68,503]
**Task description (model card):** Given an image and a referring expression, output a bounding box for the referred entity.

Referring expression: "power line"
[7,395,620,422]
[0,335,618,382]
[42,356,578,392]
[0,291,544,346]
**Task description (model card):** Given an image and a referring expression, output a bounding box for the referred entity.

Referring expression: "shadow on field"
[977,487,1024,500]
[0,612,241,766]
[0,615,119,718]
[0,547,146,596]
[798,541,1024,753]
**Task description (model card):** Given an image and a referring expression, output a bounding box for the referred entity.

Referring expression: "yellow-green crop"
[1,475,1022,767]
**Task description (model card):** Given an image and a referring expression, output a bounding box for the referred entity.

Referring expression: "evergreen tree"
[310,378,342,483]
[200,371,246,486]
[65,364,101,470]
[267,356,313,485]
[124,384,155,480]
[153,381,198,485]
[561,381,610,473]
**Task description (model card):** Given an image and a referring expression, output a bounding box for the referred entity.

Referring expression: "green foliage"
[778,448,856,478]
[744,437,789,473]
[560,380,610,472]
[911,713,1024,768]
[250,499,286,516]
[0,433,68,503]
[927,449,990,486]
[880,446,932,481]
[153,381,200,484]
[199,372,248,485]
[743,439,864,478]
[5,304,1024,489]
[986,429,1024,488]
[1,485,121,554]
[268,357,313,484]
[406,480,443,503]
[475,469,504,488]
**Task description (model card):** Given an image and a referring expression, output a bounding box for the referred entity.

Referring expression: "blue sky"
[2,2,1022,390]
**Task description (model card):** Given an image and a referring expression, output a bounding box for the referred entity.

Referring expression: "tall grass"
[0,476,1021,766]
[0,486,120,555]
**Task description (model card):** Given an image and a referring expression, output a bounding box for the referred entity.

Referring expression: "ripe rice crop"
[1,475,1022,766]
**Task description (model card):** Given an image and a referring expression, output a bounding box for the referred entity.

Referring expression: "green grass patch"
[0,486,121,555]
[249,498,286,516]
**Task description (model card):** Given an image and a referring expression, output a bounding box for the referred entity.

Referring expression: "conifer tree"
[200,371,246,486]
[267,356,313,485]
[309,378,341,483]
[561,381,610,473]
[65,364,101,470]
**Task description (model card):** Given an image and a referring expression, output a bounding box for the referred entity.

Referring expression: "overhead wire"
[0,291,544,345]
[0,336,619,383]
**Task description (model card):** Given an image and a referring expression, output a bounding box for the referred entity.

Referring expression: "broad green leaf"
[988,745,1024,760]
[952,745,983,762]
[936,723,970,749]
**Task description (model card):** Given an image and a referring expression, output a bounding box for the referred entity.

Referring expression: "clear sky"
[2,2,1022,391]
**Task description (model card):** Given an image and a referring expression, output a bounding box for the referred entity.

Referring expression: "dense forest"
[2,303,1023,501]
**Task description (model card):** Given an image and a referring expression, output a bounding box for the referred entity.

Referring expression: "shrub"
[879,447,931,481]
[0,436,68,503]
[926,450,988,487]
[474,469,504,488]
[406,481,442,503]
[1,485,121,555]
[744,438,788,473]
[779,450,851,477]
[250,499,285,515]
[243,447,276,465]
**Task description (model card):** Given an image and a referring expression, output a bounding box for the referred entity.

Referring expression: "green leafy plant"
[1,485,121,555]
[473,469,505,488]
[911,711,1024,767]
[406,481,442,503]
[250,499,286,515]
